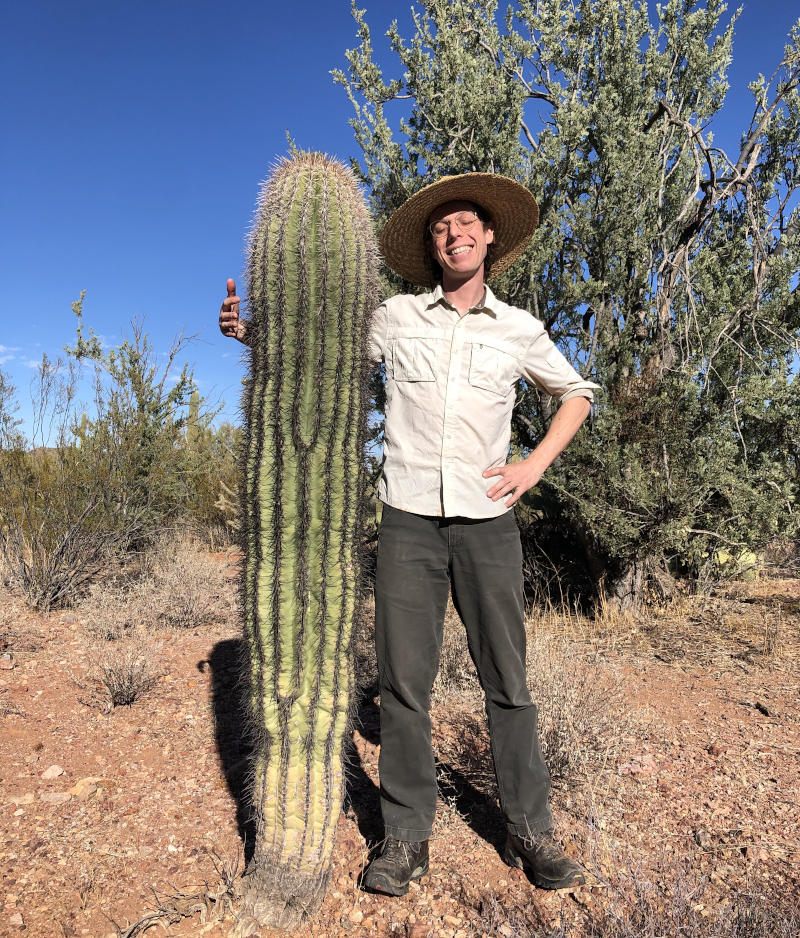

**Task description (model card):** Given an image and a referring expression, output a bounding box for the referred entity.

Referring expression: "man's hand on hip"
[483,457,546,508]
[483,395,592,507]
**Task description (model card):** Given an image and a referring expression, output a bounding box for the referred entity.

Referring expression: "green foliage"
[336,0,800,606]
[0,297,232,610]
[238,153,378,928]
[0,356,127,611]
[66,293,200,541]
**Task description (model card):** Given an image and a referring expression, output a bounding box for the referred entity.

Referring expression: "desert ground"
[1,542,798,937]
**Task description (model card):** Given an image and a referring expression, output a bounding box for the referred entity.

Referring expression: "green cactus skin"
[237,153,378,930]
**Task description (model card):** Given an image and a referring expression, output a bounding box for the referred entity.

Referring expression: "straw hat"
[379,173,539,287]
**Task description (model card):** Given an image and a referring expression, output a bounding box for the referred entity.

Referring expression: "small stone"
[9,912,24,926]
[41,764,65,780]
[13,809,25,817]
[362,916,375,928]
[10,793,35,806]
[69,778,99,801]
[443,916,461,927]
[349,907,364,924]
[0,653,15,670]
[40,791,71,804]
[694,829,711,848]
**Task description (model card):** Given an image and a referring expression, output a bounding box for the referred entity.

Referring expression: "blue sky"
[1,0,798,438]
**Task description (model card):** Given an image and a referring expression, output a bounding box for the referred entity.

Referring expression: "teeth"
[449,246,471,255]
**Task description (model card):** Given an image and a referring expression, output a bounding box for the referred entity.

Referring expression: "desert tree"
[335,0,800,608]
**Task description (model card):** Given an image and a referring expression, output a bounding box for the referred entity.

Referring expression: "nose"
[446,218,468,237]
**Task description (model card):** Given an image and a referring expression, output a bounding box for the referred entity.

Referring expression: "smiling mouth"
[447,245,472,256]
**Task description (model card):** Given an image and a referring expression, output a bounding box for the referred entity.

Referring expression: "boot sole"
[362,860,429,897]
[504,843,585,890]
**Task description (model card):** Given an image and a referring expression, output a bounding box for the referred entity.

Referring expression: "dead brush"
[586,853,800,938]
[80,531,234,638]
[525,616,632,785]
[351,593,378,691]
[432,599,481,702]
[78,630,163,710]
[141,531,235,630]
[469,888,564,937]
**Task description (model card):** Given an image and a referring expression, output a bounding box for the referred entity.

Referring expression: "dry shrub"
[429,599,632,784]
[432,600,480,701]
[352,594,378,691]
[81,532,234,638]
[588,857,800,938]
[526,623,631,784]
[82,631,163,710]
[142,532,235,630]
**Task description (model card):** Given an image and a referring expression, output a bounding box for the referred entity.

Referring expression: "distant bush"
[0,297,239,610]
[80,532,234,637]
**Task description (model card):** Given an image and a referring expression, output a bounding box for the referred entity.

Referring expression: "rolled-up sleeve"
[367,303,387,364]
[521,322,601,403]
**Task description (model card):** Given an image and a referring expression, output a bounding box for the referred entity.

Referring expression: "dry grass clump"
[470,889,562,937]
[432,600,481,701]
[526,623,631,783]
[587,857,800,938]
[90,634,163,708]
[429,598,633,796]
[81,532,234,639]
[73,629,164,711]
[351,594,378,691]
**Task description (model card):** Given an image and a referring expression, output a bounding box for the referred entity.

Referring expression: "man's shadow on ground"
[205,639,508,867]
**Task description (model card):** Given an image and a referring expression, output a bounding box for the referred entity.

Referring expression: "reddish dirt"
[1,570,798,937]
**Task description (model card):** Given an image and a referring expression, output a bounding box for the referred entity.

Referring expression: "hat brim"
[379,173,539,288]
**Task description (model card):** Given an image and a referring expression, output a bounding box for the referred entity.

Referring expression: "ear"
[484,221,495,245]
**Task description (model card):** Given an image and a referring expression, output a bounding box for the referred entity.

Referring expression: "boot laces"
[382,838,413,863]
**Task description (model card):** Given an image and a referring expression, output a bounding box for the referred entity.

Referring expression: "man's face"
[427,199,495,285]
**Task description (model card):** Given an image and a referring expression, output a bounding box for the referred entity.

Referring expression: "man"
[219,172,599,897]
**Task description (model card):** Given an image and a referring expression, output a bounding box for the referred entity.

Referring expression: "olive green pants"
[375,503,553,842]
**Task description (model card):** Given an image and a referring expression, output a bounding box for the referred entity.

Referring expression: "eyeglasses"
[428,211,481,240]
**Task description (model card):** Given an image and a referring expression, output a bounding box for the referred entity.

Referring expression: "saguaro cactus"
[237,153,378,930]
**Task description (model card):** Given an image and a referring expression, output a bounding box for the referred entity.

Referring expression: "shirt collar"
[427,283,500,317]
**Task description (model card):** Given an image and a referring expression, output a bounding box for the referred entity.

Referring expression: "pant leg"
[374,504,450,841]
[449,510,552,837]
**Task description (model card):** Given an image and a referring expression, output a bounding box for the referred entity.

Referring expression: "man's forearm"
[523,395,591,474]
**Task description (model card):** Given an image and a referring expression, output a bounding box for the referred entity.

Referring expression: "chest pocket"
[391,337,437,382]
[469,342,517,397]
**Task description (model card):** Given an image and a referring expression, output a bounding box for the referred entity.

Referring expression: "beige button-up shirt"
[367,284,600,519]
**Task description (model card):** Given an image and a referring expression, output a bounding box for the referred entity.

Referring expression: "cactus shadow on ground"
[207,638,256,861]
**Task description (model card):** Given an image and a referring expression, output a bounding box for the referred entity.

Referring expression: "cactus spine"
[238,153,377,929]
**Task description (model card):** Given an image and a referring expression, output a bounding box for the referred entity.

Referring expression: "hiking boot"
[504,830,585,889]
[362,837,429,896]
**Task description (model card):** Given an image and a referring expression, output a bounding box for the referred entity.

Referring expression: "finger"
[488,482,512,500]
[227,277,237,297]
[482,466,504,479]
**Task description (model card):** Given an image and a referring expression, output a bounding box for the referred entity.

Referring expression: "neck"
[441,268,487,316]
